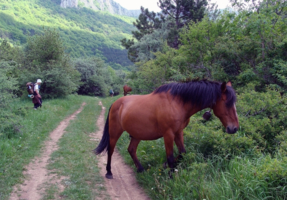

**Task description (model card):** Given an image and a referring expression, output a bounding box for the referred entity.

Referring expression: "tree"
[73,57,124,96]
[158,0,208,48]
[129,20,172,63]
[121,7,164,62]
[121,0,209,62]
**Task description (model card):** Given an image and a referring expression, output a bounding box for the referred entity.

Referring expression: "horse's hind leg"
[106,129,123,179]
[128,138,144,172]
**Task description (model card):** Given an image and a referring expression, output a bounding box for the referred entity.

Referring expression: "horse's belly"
[126,128,162,140]
[123,119,162,140]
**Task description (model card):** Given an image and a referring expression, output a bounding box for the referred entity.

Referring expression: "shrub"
[256,156,287,197]
[0,61,22,138]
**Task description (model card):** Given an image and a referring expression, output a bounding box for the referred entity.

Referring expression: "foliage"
[0,60,21,138]
[121,7,164,62]
[121,0,209,62]
[74,57,109,96]
[73,57,124,96]
[23,28,80,98]
[177,1,287,91]
[158,0,208,48]
[129,20,172,63]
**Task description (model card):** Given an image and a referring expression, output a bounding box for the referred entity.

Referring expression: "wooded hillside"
[0,0,135,69]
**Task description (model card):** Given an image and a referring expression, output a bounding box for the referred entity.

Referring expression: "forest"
[1,0,287,199]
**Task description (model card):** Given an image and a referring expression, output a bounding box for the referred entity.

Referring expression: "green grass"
[44,96,108,200]
[0,95,87,200]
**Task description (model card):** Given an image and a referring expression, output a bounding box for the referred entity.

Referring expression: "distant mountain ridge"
[61,0,141,17]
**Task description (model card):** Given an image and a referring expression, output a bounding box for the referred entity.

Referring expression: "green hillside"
[0,0,135,69]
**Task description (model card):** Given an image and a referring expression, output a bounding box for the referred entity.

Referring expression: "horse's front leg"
[163,132,176,171]
[128,137,144,172]
[174,130,186,162]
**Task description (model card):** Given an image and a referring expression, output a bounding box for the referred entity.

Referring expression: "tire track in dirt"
[90,101,150,200]
[9,102,86,200]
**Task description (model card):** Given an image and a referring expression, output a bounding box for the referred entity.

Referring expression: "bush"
[256,156,287,197]
[74,57,124,96]
[0,61,22,138]
[185,113,256,158]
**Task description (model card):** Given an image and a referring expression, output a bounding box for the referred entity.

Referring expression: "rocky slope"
[60,0,141,17]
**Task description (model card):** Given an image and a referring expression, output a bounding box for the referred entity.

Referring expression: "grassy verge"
[44,96,108,200]
[0,95,86,200]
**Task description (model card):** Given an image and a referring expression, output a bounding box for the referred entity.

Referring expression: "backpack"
[26,82,35,95]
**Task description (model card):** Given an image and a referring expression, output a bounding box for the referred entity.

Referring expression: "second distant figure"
[33,79,42,110]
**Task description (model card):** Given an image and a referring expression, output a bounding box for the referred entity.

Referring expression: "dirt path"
[90,101,150,200]
[9,103,86,200]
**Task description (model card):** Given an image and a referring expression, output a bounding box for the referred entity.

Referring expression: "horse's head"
[212,82,239,134]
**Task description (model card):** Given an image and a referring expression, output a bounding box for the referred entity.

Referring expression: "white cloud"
[113,0,231,12]
[210,0,231,9]
[113,0,161,12]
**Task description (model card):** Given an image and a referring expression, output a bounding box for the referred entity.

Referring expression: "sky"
[113,0,231,12]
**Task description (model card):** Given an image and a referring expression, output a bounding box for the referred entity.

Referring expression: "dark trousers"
[34,98,42,109]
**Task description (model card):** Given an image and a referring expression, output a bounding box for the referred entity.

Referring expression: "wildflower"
[159,173,161,175]
[175,169,178,172]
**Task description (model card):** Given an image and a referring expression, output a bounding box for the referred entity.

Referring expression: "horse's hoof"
[163,162,168,169]
[105,173,113,179]
[137,168,144,173]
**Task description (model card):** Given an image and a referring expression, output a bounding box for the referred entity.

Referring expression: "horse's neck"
[184,103,208,119]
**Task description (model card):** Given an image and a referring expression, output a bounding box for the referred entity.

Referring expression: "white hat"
[37,79,42,83]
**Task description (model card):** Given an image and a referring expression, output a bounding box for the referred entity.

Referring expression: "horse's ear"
[221,82,227,93]
[226,81,232,87]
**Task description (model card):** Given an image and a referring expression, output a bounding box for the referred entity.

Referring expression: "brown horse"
[95,80,239,179]
[123,85,132,96]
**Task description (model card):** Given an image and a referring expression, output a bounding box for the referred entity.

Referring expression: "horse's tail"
[94,105,112,155]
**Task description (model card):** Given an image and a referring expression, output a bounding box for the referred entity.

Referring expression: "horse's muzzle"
[226,126,238,134]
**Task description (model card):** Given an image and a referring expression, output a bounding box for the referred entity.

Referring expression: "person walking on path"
[109,89,114,97]
[33,79,42,110]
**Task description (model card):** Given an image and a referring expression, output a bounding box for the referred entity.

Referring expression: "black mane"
[153,80,236,108]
